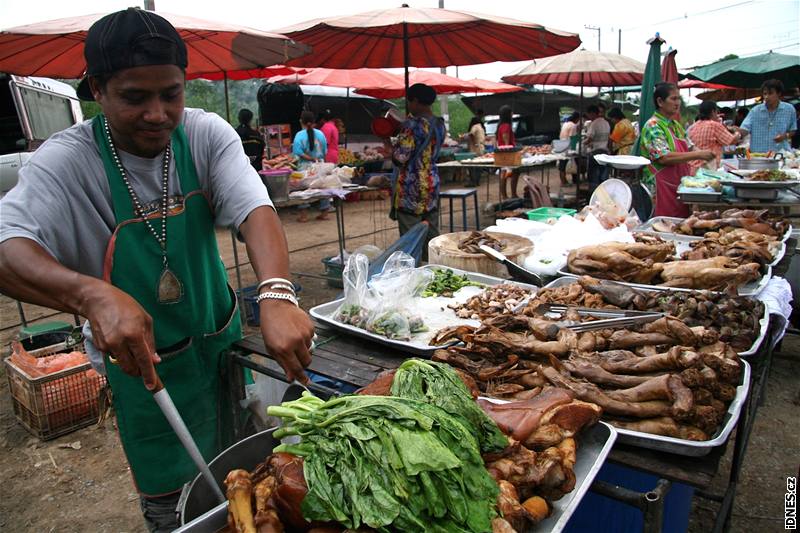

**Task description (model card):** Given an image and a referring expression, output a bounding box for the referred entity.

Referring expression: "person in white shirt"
[584,105,610,195]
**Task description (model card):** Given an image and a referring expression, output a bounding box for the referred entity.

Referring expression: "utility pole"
[585,25,601,52]
[144,0,155,10]
[438,0,450,133]
[618,29,621,54]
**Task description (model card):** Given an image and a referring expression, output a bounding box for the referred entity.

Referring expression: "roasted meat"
[608,417,708,441]
[658,256,761,291]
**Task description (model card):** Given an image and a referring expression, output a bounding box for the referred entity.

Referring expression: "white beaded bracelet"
[255,291,299,307]
[257,277,296,295]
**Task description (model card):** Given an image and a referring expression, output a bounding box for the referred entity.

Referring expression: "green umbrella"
[633,34,665,156]
[686,52,800,89]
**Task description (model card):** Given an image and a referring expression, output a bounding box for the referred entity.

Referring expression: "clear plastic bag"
[333,253,373,328]
[365,252,433,340]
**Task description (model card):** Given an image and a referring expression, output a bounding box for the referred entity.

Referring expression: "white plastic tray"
[310,265,537,356]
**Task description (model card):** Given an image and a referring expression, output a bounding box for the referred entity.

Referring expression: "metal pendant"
[157,267,183,304]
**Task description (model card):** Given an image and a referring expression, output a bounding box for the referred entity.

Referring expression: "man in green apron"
[0,9,315,531]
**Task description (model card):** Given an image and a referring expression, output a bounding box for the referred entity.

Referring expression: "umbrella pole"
[403,22,410,114]
[345,87,350,149]
[224,73,231,124]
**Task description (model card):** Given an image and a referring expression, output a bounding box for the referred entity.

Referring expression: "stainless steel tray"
[557,265,770,297]
[477,401,617,533]
[678,191,722,203]
[543,275,768,358]
[720,178,800,189]
[536,422,617,532]
[310,265,538,356]
[175,416,617,533]
[612,360,751,456]
[636,218,793,243]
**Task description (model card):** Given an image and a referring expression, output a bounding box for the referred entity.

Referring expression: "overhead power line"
[622,0,755,31]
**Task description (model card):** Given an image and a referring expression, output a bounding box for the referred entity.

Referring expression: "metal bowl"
[739,157,780,170]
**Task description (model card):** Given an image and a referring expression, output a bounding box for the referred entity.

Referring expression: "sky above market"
[2,0,798,92]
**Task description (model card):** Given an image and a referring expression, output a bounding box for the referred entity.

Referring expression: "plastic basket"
[526,207,576,222]
[322,256,344,289]
[236,285,261,327]
[4,341,106,441]
[494,150,522,166]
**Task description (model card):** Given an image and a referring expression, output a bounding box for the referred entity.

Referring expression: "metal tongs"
[531,303,664,333]
[478,244,543,286]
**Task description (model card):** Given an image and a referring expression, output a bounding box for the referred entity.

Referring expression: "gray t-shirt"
[0,108,272,279]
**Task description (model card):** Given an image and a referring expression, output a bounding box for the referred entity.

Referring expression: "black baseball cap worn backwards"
[77,7,188,101]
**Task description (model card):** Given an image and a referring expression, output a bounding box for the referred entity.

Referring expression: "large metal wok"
[176,383,310,532]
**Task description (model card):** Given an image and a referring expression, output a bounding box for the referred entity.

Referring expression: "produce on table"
[567,233,762,291]
[262,153,297,170]
[651,209,790,239]
[333,303,368,327]
[337,147,359,165]
[522,145,552,155]
[458,231,507,254]
[366,310,427,340]
[450,284,532,320]
[226,360,601,533]
[422,268,484,297]
[524,276,764,352]
[746,169,793,181]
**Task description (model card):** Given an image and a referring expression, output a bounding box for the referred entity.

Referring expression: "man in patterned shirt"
[390,83,446,259]
[739,79,796,152]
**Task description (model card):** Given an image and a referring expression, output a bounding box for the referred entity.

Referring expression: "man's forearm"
[0,237,101,316]
[239,206,291,282]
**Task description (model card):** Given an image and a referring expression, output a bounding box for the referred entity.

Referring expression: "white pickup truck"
[0,74,83,196]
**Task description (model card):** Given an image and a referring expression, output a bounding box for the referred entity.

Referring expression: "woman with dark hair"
[293,110,330,222]
[496,105,519,200]
[640,82,715,217]
[687,101,740,173]
[317,109,340,164]
[607,107,636,155]
[235,108,266,171]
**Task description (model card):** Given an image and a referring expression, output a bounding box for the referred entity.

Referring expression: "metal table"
[685,189,800,216]
[438,158,563,202]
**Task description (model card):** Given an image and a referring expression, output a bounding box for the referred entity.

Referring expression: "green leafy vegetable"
[390,359,508,454]
[422,269,484,298]
[268,392,500,532]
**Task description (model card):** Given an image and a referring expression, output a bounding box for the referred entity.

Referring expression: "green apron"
[92,115,242,496]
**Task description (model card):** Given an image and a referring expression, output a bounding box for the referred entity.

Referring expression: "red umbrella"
[270,67,404,91]
[466,78,524,94]
[677,79,734,90]
[661,49,679,84]
[355,70,480,99]
[190,65,307,81]
[275,5,580,96]
[0,11,309,80]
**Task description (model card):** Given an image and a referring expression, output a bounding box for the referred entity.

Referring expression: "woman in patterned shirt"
[391,83,446,258]
[687,100,741,174]
[640,83,714,217]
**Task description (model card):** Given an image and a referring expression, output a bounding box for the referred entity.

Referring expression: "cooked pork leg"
[608,417,708,441]
[563,358,650,388]
[539,366,672,418]
[595,347,701,373]
[605,374,694,420]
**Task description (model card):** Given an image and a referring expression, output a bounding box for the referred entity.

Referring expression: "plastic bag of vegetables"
[333,253,374,328]
[365,252,433,340]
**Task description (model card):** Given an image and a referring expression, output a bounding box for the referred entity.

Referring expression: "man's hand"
[258,300,315,383]
[83,284,161,390]
[0,238,161,389]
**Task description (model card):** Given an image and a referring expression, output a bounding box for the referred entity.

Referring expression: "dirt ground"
[1,168,797,532]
